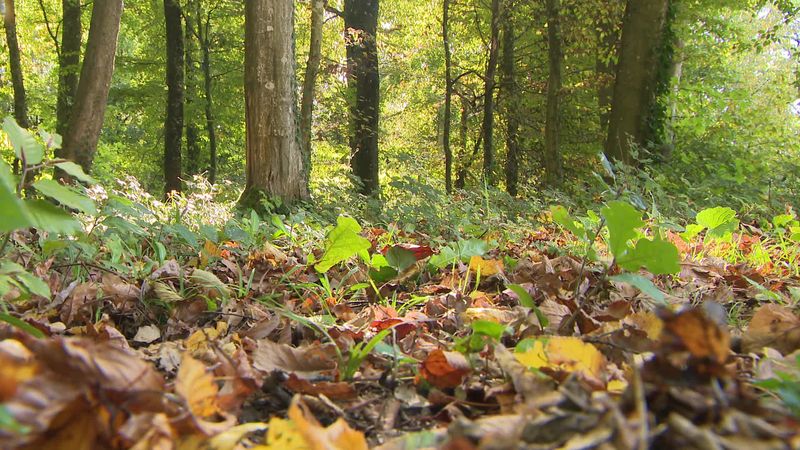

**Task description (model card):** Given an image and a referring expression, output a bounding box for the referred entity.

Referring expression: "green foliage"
[755,354,800,417]
[682,207,739,242]
[314,216,371,273]
[455,320,509,354]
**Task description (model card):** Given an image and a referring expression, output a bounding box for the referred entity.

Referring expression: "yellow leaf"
[263,418,308,449]
[175,354,219,418]
[468,256,504,277]
[288,396,368,450]
[607,379,628,393]
[207,422,269,450]
[514,339,548,369]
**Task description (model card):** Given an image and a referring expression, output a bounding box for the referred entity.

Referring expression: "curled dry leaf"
[420,349,471,389]
[252,339,337,380]
[660,307,730,364]
[742,304,800,355]
[133,324,161,344]
[175,354,219,418]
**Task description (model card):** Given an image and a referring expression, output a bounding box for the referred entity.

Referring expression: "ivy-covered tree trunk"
[345,0,380,196]
[184,9,201,177]
[442,0,453,193]
[241,0,308,206]
[58,0,123,173]
[604,0,670,164]
[501,4,519,197]
[3,0,29,130]
[164,0,184,195]
[300,0,324,190]
[544,0,564,186]
[481,0,501,185]
[57,0,81,136]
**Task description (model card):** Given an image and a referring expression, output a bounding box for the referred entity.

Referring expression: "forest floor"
[2,201,800,449]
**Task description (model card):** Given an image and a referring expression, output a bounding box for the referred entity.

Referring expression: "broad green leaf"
[369,254,398,282]
[15,271,51,298]
[54,161,96,184]
[470,320,507,340]
[32,179,96,214]
[0,173,31,232]
[616,236,681,275]
[429,244,458,269]
[24,199,82,234]
[456,238,489,261]
[695,207,738,241]
[315,216,371,273]
[386,246,416,272]
[39,130,62,149]
[550,205,585,239]
[601,201,644,258]
[3,117,44,165]
[609,273,667,305]
[772,214,795,229]
[681,223,705,241]
[0,158,16,192]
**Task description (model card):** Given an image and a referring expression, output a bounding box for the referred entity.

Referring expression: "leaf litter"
[1,215,800,449]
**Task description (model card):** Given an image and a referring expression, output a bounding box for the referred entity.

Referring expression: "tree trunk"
[200,11,218,184]
[442,0,453,193]
[57,0,81,136]
[501,4,519,197]
[241,0,308,206]
[184,8,201,177]
[455,95,469,190]
[4,0,29,130]
[544,0,563,185]
[664,38,683,154]
[163,0,184,195]
[58,0,123,173]
[345,0,380,196]
[604,0,670,164]
[300,0,324,190]
[596,3,621,136]
[481,0,501,185]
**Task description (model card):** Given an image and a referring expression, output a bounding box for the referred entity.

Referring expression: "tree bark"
[200,9,218,184]
[501,4,519,197]
[455,95,470,190]
[345,0,380,196]
[596,2,622,136]
[604,0,670,164]
[544,0,563,185]
[58,0,123,173]
[442,0,453,193]
[241,0,308,206]
[57,0,81,136]
[163,0,184,195]
[481,0,501,185]
[3,0,29,130]
[184,8,201,177]
[300,0,324,190]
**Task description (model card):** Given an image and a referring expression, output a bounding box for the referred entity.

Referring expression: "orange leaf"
[175,355,219,418]
[420,349,470,389]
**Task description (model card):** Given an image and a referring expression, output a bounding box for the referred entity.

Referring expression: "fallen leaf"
[420,349,470,389]
[742,304,800,354]
[133,325,161,344]
[469,256,504,277]
[252,340,337,379]
[175,354,219,418]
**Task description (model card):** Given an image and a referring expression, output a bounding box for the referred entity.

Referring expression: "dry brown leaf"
[252,340,337,379]
[289,396,369,450]
[284,373,357,400]
[661,307,730,364]
[420,349,471,389]
[742,304,800,354]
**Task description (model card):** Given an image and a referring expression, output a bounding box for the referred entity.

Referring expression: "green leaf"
[0,167,31,232]
[315,216,371,273]
[386,246,416,272]
[39,130,62,150]
[16,271,51,298]
[550,205,585,239]
[3,117,43,165]
[470,320,507,340]
[609,273,667,305]
[616,236,681,275]
[456,238,489,261]
[24,199,82,234]
[681,223,705,241]
[54,161,97,184]
[507,284,549,328]
[601,201,644,258]
[695,207,738,241]
[0,157,16,192]
[0,313,45,338]
[32,179,96,214]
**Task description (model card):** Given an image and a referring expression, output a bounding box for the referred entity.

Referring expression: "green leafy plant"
[754,354,800,417]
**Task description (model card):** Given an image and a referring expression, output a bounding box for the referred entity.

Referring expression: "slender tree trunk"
[455,95,469,190]
[58,0,123,173]
[596,3,621,136]
[442,0,453,193]
[501,4,519,197]
[345,0,380,196]
[241,0,308,206]
[664,38,683,153]
[604,0,670,164]
[544,0,563,185]
[300,0,324,189]
[163,0,184,195]
[200,14,218,184]
[184,9,201,177]
[481,0,501,185]
[4,0,29,130]
[57,0,81,136]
